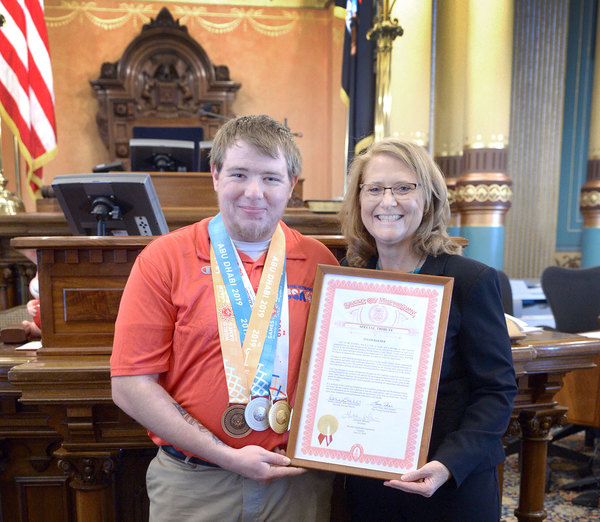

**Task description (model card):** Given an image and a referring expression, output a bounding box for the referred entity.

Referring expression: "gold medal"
[268,400,291,434]
[221,404,251,438]
[244,397,271,431]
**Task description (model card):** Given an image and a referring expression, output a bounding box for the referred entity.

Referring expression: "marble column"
[580,7,600,268]
[388,0,432,146]
[456,0,513,269]
[433,0,468,236]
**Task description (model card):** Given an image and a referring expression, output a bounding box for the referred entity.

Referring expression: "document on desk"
[577,330,600,339]
[287,265,453,480]
[14,340,42,351]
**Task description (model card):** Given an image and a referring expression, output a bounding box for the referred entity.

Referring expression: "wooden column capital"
[56,450,118,490]
[517,407,568,440]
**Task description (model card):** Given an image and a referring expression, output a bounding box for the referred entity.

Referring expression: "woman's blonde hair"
[339,138,460,267]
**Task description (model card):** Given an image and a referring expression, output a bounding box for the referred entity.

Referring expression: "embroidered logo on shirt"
[288,285,313,303]
[201,265,211,274]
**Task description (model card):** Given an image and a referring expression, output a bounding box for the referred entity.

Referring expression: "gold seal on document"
[268,400,291,434]
[244,397,271,432]
[316,414,338,446]
[222,404,251,438]
[317,415,339,437]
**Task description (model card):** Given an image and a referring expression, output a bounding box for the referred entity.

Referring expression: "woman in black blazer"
[339,138,517,521]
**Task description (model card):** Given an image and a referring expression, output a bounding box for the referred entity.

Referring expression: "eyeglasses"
[359,182,421,199]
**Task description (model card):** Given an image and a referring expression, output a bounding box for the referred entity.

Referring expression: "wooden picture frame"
[287,265,454,480]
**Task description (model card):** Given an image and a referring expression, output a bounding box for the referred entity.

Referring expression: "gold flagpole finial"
[367,0,403,140]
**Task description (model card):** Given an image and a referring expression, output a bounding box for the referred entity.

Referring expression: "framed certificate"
[287,265,453,480]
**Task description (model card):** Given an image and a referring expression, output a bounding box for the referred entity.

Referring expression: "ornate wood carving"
[517,408,568,441]
[57,452,117,489]
[90,7,241,168]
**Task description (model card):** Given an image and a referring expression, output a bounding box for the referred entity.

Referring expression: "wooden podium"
[6,237,156,522]
[1,235,600,522]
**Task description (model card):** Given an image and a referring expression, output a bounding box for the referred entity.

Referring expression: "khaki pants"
[146,447,334,522]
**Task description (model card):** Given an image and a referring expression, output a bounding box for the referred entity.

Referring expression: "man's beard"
[229,219,274,242]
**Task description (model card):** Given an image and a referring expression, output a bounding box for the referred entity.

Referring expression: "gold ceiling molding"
[44,2,325,35]
[145,0,328,7]
[45,2,155,29]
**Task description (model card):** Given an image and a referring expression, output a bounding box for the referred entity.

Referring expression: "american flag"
[0,0,57,198]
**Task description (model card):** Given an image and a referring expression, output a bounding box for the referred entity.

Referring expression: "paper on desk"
[505,314,543,334]
[14,340,42,351]
[577,330,600,339]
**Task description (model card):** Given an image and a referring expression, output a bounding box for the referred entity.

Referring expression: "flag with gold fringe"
[0,0,57,198]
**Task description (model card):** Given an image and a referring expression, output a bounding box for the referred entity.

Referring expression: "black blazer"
[344,253,517,487]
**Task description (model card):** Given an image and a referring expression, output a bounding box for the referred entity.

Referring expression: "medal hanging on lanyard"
[244,270,287,431]
[268,285,291,434]
[209,215,289,437]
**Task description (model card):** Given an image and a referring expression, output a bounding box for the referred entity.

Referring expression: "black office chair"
[541,265,600,333]
[540,265,600,504]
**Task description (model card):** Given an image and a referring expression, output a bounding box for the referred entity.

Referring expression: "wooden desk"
[0,209,342,310]
[510,329,600,521]
[1,237,596,522]
[0,210,467,309]
[554,331,600,427]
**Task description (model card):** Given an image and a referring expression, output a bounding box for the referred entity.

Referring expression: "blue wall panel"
[556,0,597,251]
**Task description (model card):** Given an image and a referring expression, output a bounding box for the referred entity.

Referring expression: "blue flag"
[338,0,376,166]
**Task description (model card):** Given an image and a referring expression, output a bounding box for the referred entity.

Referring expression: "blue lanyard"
[209,214,251,340]
[251,271,286,397]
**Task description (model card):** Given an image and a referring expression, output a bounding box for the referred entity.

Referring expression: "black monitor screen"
[130,138,195,172]
[133,126,203,171]
[52,173,169,236]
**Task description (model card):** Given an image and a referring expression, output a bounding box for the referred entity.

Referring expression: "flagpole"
[367,0,403,140]
[0,124,25,215]
[0,10,24,214]
[13,135,22,199]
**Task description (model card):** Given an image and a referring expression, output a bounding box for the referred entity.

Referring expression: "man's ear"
[211,165,219,191]
[288,176,298,199]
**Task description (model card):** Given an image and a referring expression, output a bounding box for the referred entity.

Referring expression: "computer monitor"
[52,173,169,236]
[132,125,204,171]
[129,138,196,172]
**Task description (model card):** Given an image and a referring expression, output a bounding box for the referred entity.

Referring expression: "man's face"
[212,139,296,242]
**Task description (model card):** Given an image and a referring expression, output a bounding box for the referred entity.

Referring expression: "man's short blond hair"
[209,115,301,182]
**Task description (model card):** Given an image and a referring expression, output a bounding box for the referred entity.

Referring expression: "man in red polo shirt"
[111,115,338,521]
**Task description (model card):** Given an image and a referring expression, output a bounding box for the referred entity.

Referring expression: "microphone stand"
[198,105,233,121]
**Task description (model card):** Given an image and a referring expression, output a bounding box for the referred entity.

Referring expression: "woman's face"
[359,153,425,251]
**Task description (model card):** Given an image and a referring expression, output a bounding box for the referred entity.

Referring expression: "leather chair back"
[541,265,600,333]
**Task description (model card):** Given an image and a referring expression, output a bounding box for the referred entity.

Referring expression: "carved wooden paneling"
[90,7,241,169]
[21,241,146,354]
[15,476,72,522]
[63,289,123,323]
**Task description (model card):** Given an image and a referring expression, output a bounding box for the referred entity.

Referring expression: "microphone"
[198,104,233,121]
[284,118,303,138]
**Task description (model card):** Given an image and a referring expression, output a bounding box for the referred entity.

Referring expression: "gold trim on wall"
[456,183,512,204]
[44,1,328,34]
[145,0,329,8]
